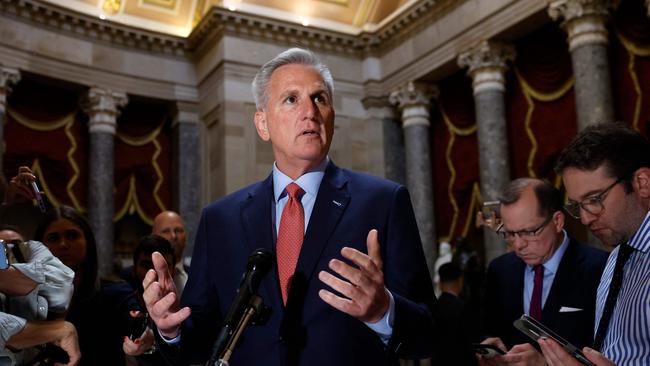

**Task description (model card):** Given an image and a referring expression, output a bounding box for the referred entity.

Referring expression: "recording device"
[472,343,506,358]
[482,200,501,219]
[208,249,274,365]
[0,240,8,270]
[129,312,149,340]
[513,314,595,366]
[30,181,47,213]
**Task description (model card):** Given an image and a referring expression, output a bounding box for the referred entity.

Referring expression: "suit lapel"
[543,239,576,320]
[240,174,284,311]
[513,259,526,316]
[295,162,350,283]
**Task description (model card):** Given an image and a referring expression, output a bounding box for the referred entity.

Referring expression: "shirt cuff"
[364,290,395,345]
[158,328,181,345]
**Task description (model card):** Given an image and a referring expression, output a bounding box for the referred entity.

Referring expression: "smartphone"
[129,313,149,340]
[31,181,47,213]
[0,240,8,270]
[482,200,501,219]
[472,343,506,358]
[513,314,595,366]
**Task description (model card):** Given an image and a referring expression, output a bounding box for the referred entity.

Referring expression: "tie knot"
[285,183,304,200]
[534,265,544,276]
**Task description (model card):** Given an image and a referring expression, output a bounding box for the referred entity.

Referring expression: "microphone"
[208,248,274,364]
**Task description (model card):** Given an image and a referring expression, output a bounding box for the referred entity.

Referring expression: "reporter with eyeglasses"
[478,178,608,366]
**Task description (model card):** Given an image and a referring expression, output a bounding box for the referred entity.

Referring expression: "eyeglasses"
[497,215,553,241]
[564,179,621,219]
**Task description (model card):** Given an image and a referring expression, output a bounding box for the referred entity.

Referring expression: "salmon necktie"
[276,183,305,305]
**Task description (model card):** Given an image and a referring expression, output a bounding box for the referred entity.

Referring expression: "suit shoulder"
[487,251,521,273]
[339,167,403,192]
[570,240,609,268]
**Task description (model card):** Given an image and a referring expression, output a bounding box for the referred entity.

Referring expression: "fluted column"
[389,82,438,280]
[549,0,614,130]
[362,96,406,185]
[173,102,201,260]
[0,66,21,173]
[83,87,127,278]
[458,40,515,264]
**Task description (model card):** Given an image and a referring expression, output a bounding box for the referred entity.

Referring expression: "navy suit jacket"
[483,238,608,349]
[174,162,436,365]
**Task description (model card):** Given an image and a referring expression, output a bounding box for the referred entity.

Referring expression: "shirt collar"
[527,229,569,275]
[272,156,329,202]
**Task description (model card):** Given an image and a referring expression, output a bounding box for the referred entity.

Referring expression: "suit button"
[279,336,285,344]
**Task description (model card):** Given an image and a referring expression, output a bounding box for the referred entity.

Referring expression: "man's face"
[562,165,639,247]
[152,213,186,263]
[254,64,335,176]
[500,187,563,266]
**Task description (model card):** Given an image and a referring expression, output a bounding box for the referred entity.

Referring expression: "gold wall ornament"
[102,0,122,15]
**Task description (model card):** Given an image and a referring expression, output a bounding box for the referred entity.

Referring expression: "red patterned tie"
[277,183,305,305]
[530,265,544,321]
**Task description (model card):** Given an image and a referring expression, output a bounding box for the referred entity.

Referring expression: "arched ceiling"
[42,0,411,37]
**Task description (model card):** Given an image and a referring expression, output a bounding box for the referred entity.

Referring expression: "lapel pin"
[332,200,342,207]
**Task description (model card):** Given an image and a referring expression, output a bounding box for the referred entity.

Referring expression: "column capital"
[83,87,128,135]
[0,66,21,113]
[388,81,438,110]
[548,0,612,50]
[458,41,515,94]
[389,82,438,128]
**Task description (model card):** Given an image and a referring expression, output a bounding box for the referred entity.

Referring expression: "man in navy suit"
[143,48,436,365]
[479,178,607,366]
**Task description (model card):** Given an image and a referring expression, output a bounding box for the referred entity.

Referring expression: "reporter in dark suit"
[143,48,436,365]
[479,178,607,366]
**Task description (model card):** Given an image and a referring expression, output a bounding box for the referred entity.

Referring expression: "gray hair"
[251,48,334,111]
[498,178,562,218]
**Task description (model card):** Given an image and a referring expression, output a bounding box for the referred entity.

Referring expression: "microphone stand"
[211,295,264,366]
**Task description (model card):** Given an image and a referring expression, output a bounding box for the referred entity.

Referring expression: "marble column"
[0,66,21,173]
[173,102,201,261]
[549,0,614,130]
[458,40,515,265]
[389,82,438,281]
[362,96,406,185]
[83,87,127,278]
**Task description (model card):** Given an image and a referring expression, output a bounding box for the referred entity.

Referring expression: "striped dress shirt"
[596,210,650,365]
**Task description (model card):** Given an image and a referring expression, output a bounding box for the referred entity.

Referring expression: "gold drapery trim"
[8,108,83,211]
[115,120,167,221]
[7,108,75,131]
[461,182,483,238]
[437,99,477,241]
[514,67,574,177]
[615,30,650,131]
[113,175,154,225]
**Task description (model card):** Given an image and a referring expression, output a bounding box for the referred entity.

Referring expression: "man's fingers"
[366,229,382,269]
[327,258,373,289]
[152,252,171,279]
[142,269,157,292]
[318,289,356,316]
[318,270,359,300]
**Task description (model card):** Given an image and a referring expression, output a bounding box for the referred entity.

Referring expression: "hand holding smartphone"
[472,343,506,358]
[513,314,595,366]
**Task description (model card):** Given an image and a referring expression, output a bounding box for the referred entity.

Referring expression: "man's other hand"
[142,252,190,339]
[318,229,390,323]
